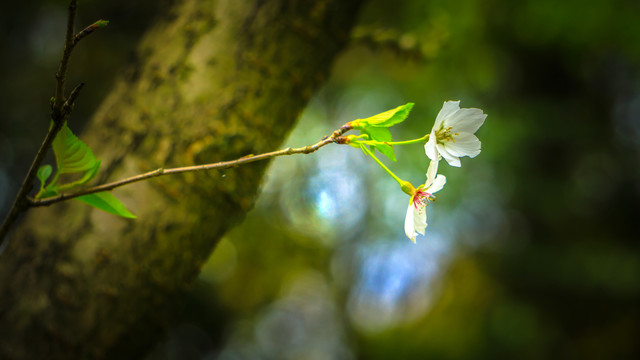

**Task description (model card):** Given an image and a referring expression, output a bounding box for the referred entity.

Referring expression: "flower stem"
[360,134,429,147]
[360,145,403,184]
[387,134,430,146]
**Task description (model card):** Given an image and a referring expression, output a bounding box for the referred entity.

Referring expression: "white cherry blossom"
[404,159,446,242]
[424,100,486,167]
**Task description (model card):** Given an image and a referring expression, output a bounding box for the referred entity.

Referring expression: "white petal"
[413,205,427,236]
[425,159,440,185]
[427,174,446,194]
[447,108,486,134]
[444,133,481,158]
[437,143,461,167]
[424,131,439,161]
[404,204,416,242]
[434,101,460,129]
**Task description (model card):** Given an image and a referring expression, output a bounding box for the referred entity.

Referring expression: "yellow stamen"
[436,126,456,143]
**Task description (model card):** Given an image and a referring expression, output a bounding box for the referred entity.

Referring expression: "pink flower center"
[412,189,436,210]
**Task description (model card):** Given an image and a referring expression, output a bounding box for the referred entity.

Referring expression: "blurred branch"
[29,124,354,207]
[351,25,427,61]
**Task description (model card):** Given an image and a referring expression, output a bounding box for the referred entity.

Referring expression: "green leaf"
[75,159,101,186]
[56,160,102,192]
[372,142,396,162]
[35,122,103,200]
[353,102,414,128]
[363,127,396,161]
[76,192,137,219]
[36,165,53,190]
[365,126,392,142]
[52,121,99,175]
[348,103,415,161]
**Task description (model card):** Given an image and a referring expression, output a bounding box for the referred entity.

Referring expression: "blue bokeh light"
[346,232,453,333]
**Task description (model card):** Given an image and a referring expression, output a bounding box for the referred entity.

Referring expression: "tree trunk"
[0,0,362,358]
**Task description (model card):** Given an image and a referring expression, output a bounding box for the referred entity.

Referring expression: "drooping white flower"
[404,159,446,243]
[424,100,487,167]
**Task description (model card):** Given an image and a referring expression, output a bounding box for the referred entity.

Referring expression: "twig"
[52,0,78,122]
[0,0,80,245]
[0,0,104,245]
[73,20,110,46]
[0,121,66,243]
[30,125,353,207]
[63,82,85,113]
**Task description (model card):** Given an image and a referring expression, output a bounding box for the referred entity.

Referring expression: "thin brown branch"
[1,0,83,246]
[0,121,65,243]
[53,0,78,122]
[30,126,353,208]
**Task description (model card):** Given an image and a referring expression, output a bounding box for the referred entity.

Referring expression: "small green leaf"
[36,165,53,190]
[56,160,102,192]
[76,192,137,219]
[353,103,414,128]
[52,122,100,175]
[76,160,101,186]
[372,142,396,162]
[348,103,414,161]
[363,127,396,161]
[365,126,392,143]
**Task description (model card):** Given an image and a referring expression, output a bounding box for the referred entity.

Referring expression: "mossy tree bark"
[0,0,363,358]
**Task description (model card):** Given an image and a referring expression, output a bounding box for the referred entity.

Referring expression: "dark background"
[1,0,639,359]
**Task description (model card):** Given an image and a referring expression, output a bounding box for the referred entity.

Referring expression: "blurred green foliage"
[2,0,639,359]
